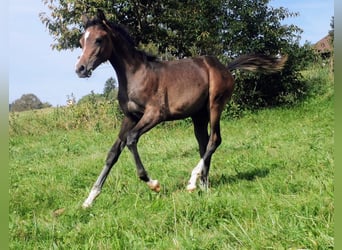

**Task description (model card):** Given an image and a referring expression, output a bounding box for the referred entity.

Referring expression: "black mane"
[85,18,158,62]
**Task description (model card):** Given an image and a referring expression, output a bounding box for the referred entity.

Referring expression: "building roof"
[314,35,333,53]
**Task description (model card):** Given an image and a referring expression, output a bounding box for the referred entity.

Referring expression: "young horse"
[75,11,287,208]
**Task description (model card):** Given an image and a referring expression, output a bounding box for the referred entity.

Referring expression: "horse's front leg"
[82,138,125,208]
[126,110,162,192]
[82,117,136,208]
[126,140,161,192]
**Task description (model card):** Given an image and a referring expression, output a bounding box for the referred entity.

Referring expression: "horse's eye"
[95,38,102,45]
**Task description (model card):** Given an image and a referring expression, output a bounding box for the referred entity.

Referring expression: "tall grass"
[9,64,333,249]
[9,99,123,136]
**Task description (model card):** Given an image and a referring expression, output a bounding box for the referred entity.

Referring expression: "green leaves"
[40,0,300,56]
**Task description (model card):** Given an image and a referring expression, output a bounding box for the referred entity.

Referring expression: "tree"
[10,94,52,112]
[329,16,334,39]
[328,16,334,72]
[40,0,312,109]
[77,90,105,105]
[329,16,334,53]
[103,77,118,100]
[40,0,300,56]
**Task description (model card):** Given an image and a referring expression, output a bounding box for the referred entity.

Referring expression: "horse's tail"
[227,54,288,73]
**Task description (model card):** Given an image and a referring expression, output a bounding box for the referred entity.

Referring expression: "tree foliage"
[76,77,118,105]
[40,0,316,110]
[103,77,118,100]
[40,0,301,55]
[329,16,334,45]
[77,90,105,105]
[10,94,52,112]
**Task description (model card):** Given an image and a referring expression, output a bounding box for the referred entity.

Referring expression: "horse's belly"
[167,91,208,118]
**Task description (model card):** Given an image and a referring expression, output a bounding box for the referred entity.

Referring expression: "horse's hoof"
[82,188,101,209]
[152,184,161,192]
[186,184,196,192]
[148,180,161,192]
[82,202,92,209]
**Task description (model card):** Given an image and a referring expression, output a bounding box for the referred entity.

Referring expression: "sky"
[9,0,334,107]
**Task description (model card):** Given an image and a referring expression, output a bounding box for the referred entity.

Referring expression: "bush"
[9,99,123,136]
[224,55,333,119]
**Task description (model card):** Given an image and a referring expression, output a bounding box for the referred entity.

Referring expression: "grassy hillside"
[9,65,334,249]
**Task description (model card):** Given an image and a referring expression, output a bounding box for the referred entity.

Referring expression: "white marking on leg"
[187,159,205,191]
[82,187,101,208]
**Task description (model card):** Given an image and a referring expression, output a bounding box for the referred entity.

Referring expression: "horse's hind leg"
[82,117,136,208]
[187,109,222,191]
[200,109,222,188]
[192,110,209,158]
[187,92,229,191]
[186,127,220,191]
[187,111,210,191]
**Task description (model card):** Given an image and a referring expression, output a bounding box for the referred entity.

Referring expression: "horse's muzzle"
[76,64,92,78]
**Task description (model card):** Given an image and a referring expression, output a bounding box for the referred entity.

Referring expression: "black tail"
[227,54,288,73]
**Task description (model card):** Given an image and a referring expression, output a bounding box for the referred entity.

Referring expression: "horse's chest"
[127,100,144,113]
[119,96,145,118]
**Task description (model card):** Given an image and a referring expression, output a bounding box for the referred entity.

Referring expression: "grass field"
[9,67,334,249]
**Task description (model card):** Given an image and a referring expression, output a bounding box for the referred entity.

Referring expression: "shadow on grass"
[168,166,273,194]
[211,167,271,187]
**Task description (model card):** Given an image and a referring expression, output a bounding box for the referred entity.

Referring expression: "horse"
[75,10,287,208]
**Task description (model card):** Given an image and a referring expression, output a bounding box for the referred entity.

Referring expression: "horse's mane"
[85,18,158,62]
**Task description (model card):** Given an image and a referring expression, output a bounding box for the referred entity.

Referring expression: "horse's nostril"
[76,64,88,78]
[78,65,85,73]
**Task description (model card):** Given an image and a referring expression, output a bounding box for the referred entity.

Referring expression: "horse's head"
[75,10,113,78]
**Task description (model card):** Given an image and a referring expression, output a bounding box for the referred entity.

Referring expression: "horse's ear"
[97,9,107,23]
[81,14,89,27]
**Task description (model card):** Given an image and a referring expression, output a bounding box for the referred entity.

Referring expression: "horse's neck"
[109,56,127,85]
[109,49,146,97]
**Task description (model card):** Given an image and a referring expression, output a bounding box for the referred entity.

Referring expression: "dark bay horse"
[75,10,287,208]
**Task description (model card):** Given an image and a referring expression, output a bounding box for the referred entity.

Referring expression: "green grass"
[9,69,334,249]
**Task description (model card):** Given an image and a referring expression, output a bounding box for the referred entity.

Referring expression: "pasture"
[9,67,333,249]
